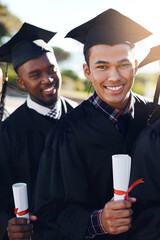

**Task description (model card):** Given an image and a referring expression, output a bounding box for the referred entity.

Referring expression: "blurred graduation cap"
[0,22,56,120]
[0,22,56,73]
[138,45,160,68]
[139,45,160,109]
[65,8,152,53]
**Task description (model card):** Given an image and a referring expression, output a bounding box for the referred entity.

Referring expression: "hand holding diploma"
[7,183,37,240]
[101,196,136,235]
[100,154,137,235]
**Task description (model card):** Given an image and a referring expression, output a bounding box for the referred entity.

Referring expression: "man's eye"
[30,74,40,79]
[97,65,107,69]
[119,63,131,68]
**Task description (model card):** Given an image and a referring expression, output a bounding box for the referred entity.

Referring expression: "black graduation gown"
[0,97,76,240]
[34,93,152,240]
[128,118,160,240]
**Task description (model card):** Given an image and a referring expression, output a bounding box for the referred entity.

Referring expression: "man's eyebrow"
[28,64,56,75]
[28,70,39,75]
[95,60,110,64]
[95,59,131,65]
[118,58,130,64]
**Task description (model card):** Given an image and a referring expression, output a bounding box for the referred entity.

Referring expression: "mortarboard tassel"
[0,64,8,121]
[153,74,160,109]
[147,61,160,125]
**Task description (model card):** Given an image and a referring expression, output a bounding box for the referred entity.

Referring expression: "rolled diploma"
[12,182,29,219]
[112,154,131,200]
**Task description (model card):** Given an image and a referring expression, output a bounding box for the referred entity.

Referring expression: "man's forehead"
[21,51,56,67]
[91,43,133,51]
[90,44,134,59]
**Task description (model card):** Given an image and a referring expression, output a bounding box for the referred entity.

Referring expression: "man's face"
[83,44,138,110]
[17,52,62,108]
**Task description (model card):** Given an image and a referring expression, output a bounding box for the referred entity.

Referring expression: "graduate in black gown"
[34,9,152,240]
[0,23,77,240]
[127,45,160,240]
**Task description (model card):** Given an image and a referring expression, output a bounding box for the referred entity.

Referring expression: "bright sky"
[1,0,160,73]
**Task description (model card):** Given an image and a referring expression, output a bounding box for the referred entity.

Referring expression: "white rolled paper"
[112,154,131,201]
[12,182,29,219]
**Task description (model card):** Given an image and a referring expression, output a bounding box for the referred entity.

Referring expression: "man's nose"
[108,68,121,82]
[42,74,54,83]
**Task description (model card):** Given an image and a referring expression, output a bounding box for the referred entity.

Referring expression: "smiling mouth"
[44,86,55,92]
[43,83,57,93]
[105,85,123,91]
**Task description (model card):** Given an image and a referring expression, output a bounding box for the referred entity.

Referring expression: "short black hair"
[84,48,91,66]
[84,42,135,67]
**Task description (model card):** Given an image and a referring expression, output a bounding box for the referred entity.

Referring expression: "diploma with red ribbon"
[12,183,29,219]
[112,154,144,200]
[112,154,131,200]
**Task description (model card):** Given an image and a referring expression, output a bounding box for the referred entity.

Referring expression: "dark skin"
[17,52,62,109]
[7,215,37,240]
[101,197,136,234]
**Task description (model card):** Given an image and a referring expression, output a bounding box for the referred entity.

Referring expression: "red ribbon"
[114,178,144,200]
[14,208,29,216]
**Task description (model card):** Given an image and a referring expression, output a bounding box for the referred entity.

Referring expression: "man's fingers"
[128,197,137,203]
[30,215,37,221]
[8,217,29,225]
[104,208,133,219]
[101,199,134,234]
[7,230,31,239]
[8,238,29,240]
[107,216,132,227]
[7,223,32,232]
[108,223,131,235]
[105,200,132,210]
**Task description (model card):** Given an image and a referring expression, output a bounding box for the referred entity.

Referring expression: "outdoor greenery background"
[0,3,158,101]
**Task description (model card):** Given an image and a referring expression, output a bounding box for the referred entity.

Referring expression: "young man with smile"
[34,9,152,240]
[17,52,61,109]
[0,23,77,240]
[83,44,138,110]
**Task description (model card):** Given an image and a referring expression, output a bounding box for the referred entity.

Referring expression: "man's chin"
[43,98,58,108]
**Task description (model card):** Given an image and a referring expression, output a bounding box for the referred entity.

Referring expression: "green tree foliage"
[61,69,80,81]
[133,73,158,98]
[0,4,22,44]
[0,63,18,86]
[53,47,70,61]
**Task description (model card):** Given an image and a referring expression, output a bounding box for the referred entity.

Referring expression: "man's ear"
[17,77,26,90]
[83,64,91,80]
[135,59,138,74]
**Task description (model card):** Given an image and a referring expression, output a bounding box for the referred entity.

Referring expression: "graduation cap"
[65,8,152,53]
[138,45,160,68]
[139,45,160,110]
[0,22,56,73]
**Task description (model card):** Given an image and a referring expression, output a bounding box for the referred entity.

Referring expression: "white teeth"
[107,85,123,91]
[44,86,54,92]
